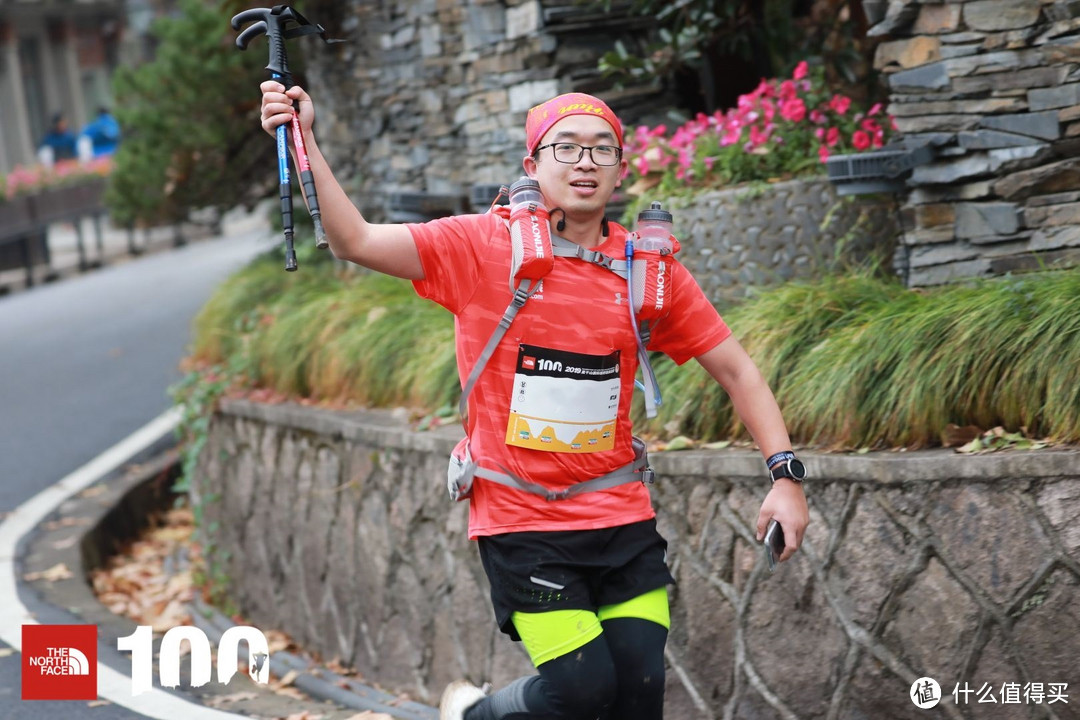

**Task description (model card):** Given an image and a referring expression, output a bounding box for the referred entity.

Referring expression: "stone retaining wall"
[195,399,1080,719]
[871,0,1080,285]
[667,178,900,303]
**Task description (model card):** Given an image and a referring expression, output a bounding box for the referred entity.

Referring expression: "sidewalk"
[0,203,273,296]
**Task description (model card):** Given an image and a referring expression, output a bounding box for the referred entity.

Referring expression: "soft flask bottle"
[634,201,674,254]
[507,176,554,289]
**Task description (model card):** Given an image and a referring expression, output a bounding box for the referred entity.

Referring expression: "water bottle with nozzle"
[509,177,545,213]
[634,201,674,254]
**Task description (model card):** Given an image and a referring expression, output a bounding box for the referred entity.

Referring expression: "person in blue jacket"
[39,113,78,161]
[79,107,121,156]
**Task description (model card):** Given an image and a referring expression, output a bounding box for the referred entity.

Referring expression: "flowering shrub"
[0,157,113,201]
[623,61,896,195]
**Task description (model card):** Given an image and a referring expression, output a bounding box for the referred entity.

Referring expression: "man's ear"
[523,155,538,178]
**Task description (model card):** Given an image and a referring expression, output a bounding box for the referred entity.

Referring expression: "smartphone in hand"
[764,519,785,572]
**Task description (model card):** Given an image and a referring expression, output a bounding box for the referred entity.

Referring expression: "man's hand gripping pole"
[232,5,341,271]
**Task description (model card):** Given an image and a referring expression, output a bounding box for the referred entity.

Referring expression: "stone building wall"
[195,399,1080,720]
[294,1,905,297]
[299,0,659,220]
[870,0,1080,286]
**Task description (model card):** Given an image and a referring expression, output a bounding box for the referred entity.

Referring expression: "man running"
[260,83,810,720]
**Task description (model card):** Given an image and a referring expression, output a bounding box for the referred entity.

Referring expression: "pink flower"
[873,129,885,148]
[852,130,871,151]
[826,127,840,147]
[704,157,716,170]
[779,80,797,101]
[761,98,776,123]
[634,156,650,175]
[678,146,693,172]
[793,60,809,80]
[868,103,883,117]
[810,109,826,125]
[721,124,742,146]
[829,94,851,115]
[650,125,668,137]
[749,124,772,147]
[861,118,881,134]
[818,145,830,162]
[815,127,825,140]
[780,98,806,123]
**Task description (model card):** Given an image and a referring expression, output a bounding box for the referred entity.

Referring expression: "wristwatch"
[769,457,807,484]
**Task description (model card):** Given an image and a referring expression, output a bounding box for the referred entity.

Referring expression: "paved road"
[0,225,275,718]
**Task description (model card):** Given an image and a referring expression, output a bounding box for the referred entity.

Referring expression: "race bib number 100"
[505,344,620,453]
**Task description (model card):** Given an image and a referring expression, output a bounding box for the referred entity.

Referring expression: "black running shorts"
[477,518,675,641]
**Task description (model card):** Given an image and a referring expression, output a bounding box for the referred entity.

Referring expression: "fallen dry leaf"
[204,691,259,707]
[272,669,300,688]
[41,517,90,530]
[24,563,74,582]
[0,648,15,658]
[89,507,198,628]
[264,628,297,654]
[51,535,79,550]
[271,685,308,701]
[86,700,111,708]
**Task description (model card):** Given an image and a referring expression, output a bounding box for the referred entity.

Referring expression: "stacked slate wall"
[871,0,1080,286]
[299,0,659,220]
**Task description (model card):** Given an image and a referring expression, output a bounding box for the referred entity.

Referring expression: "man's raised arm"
[260,80,423,280]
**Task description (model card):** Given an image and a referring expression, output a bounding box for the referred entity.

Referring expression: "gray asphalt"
[0,226,275,718]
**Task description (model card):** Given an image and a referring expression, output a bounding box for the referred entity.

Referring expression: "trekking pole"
[231,5,341,271]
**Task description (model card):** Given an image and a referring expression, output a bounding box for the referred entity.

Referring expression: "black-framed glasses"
[535,142,623,166]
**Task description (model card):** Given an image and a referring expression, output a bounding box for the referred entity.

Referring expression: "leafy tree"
[106,0,277,229]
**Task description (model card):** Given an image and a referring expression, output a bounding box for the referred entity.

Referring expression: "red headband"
[525,93,624,156]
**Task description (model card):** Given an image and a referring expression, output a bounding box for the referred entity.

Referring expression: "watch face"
[789,458,807,480]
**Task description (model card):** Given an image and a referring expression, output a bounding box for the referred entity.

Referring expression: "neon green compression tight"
[510,586,670,667]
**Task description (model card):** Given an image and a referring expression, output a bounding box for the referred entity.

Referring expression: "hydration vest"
[446,190,679,503]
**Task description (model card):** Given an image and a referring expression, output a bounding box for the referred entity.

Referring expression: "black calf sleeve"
[599,618,668,720]
[465,619,667,720]
[465,635,617,720]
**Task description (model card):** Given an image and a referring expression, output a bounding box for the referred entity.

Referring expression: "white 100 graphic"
[117,625,270,695]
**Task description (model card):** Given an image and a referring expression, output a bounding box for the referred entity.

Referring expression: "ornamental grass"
[188,247,1080,450]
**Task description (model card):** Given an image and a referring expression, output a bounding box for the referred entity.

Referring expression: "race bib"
[505,344,620,453]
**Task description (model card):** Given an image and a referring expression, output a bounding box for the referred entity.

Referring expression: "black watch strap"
[769,457,806,484]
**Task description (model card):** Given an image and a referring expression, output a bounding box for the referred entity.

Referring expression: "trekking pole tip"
[313,218,329,250]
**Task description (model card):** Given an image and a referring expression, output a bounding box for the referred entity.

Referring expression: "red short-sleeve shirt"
[410,213,730,538]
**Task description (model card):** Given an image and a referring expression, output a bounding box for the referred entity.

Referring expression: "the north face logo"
[22,625,98,700]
